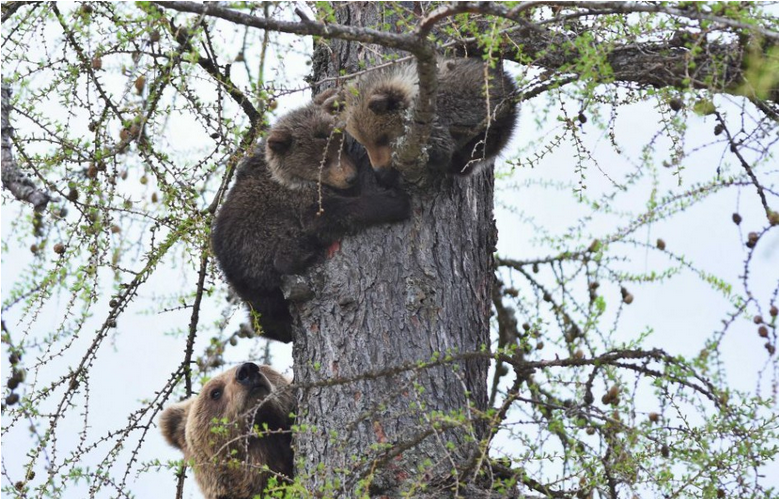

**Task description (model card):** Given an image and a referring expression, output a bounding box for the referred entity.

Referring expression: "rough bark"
[1,85,51,212]
[289,3,494,497]
[458,25,778,106]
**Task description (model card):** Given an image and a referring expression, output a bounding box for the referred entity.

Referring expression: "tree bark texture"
[290,3,495,497]
[1,84,51,212]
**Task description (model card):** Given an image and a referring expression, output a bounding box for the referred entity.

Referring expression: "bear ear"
[313,87,337,106]
[368,90,408,114]
[368,93,392,114]
[160,399,193,452]
[266,130,292,154]
[314,87,344,114]
[320,93,345,115]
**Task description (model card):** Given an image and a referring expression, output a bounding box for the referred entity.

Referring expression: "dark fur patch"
[266,129,292,153]
[368,90,408,114]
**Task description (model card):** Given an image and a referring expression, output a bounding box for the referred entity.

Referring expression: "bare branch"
[714,111,772,218]
[151,1,422,53]
[147,4,263,129]
[543,1,779,40]
[393,49,440,177]
[489,276,523,407]
[155,1,778,111]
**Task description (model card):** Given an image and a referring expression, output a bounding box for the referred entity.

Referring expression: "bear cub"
[211,99,411,343]
[160,363,295,499]
[332,58,518,183]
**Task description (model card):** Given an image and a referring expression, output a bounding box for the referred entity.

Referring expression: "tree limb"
[147,4,263,130]
[1,85,51,212]
[154,1,778,111]
[1,1,37,23]
[458,21,777,106]
[151,1,422,53]
[714,111,773,217]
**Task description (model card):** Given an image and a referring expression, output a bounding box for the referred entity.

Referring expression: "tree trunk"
[290,3,495,497]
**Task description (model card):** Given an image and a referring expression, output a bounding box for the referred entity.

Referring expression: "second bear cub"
[338,58,518,182]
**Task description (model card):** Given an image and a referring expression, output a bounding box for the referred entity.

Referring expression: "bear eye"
[376,135,389,147]
[313,129,331,140]
[210,388,222,401]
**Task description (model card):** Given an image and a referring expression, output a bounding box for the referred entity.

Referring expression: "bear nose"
[344,168,358,186]
[235,363,261,387]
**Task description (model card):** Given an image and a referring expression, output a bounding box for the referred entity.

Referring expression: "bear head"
[265,103,358,191]
[342,64,419,175]
[160,363,295,498]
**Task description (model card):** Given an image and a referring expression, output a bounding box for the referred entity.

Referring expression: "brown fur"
[211,102,411,343]
[341,58,518,180]
[266,96,357,191]
[160,363,296,498]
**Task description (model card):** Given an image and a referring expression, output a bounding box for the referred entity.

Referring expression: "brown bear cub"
[336,58,518,184]
[211,100,411,343]
[265,97,358,191]
[160,363,295,498]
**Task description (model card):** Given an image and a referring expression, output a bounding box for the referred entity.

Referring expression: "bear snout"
[236,362,263,387]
